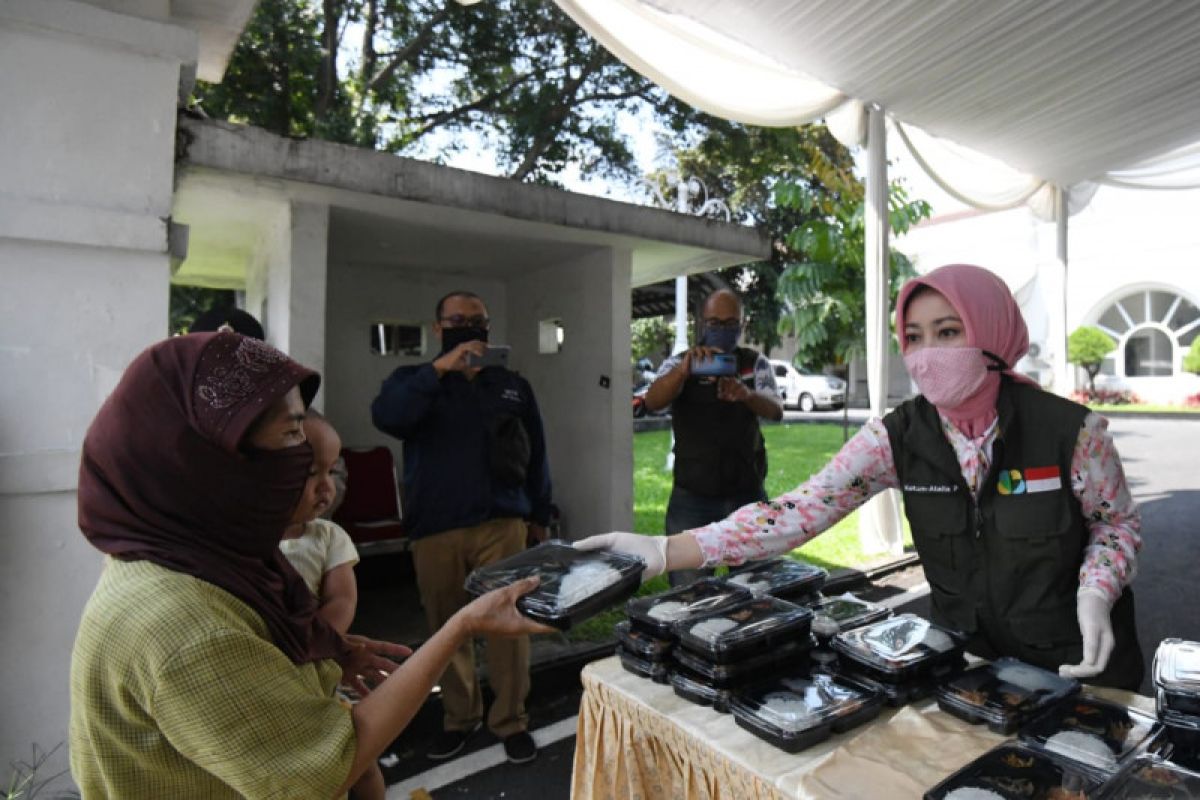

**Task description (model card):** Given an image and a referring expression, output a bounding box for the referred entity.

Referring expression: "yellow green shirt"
[69,558,356,799]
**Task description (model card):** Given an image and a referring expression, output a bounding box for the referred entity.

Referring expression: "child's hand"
[337,634,411,697]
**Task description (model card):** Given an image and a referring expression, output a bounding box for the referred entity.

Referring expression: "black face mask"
[440,326,489,353]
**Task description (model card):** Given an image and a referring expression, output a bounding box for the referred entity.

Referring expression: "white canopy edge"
[556,0,1200,212]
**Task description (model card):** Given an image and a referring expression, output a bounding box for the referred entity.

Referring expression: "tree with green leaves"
[630,317,676,366]
[192,0,696,184]
[1068,326,1116,395]
[774,182,931,368]
[653,123,861,356]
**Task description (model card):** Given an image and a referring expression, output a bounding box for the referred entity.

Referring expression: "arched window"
[1092,289,1200,378]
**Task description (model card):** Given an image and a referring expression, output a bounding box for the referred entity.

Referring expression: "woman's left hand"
[338,634,411,697]
[1058,589,1115,680]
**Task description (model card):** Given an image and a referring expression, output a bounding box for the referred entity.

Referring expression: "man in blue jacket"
[371,290,552,765]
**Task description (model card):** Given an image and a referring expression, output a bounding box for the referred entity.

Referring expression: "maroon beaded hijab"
[78,332,346,664]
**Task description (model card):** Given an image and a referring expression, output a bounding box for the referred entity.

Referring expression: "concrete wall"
[506,247,635,537]
[0,0,194,776]
[323,261,509,460]
[323,248,635,539]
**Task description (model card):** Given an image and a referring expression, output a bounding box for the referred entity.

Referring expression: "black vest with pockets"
[883,380,1143,689]
[671,347,767,498]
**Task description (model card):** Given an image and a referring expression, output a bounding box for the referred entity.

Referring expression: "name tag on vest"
[997,465,1062,495]
[903,484,958,494]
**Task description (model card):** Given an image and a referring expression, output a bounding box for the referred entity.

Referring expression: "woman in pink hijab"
[582,264,1143,689]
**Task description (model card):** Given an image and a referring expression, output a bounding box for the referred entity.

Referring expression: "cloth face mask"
[903,346,991,408]
[701,326,741,353]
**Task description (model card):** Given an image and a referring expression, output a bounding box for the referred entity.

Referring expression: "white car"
[770,360,847,412]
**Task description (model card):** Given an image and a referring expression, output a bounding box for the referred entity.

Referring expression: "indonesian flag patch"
[997,465,1062,495]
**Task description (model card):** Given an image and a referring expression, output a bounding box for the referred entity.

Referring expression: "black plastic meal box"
[806,593,892,641]
[922,742,1101,800]
[672,637,814,689]
[1090,755,1200,799]
[831,613,966,683]
[614,620,674,662]
[618,646,671,684]
[935,658,1080,735]
[464,540,643,630]
[729,669,884,754]
[625,578,753,639]
[1017,693,1162,779]
[725,557,828,600]
[670,669,734,713]
[675,596,814,664]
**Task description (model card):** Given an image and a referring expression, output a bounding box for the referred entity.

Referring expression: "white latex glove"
[1058,588,1115,680]
[574,532,668,582]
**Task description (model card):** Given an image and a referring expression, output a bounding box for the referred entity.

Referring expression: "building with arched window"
[899,180,1200,405]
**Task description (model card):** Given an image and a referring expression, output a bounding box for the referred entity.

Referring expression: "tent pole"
[1056,186,1072,396]
[860,104,904,556]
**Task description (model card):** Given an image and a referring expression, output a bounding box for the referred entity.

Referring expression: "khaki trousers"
[410,517,530,737]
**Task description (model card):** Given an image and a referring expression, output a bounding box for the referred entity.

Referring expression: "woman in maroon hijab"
[69,332,547,798]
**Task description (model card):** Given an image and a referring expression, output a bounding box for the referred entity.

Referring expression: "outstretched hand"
[457,577,556,639]
[1058,589,1115,680]
[574,532,668,581]
[337,634,411,697]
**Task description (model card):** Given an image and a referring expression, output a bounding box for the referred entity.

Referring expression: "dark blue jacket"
[371,363,553,540]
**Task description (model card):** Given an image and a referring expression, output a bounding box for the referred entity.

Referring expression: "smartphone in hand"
[691,352,737,377]
[467,345,511,369]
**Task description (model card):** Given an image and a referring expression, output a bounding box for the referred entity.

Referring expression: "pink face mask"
[903,347,991,408]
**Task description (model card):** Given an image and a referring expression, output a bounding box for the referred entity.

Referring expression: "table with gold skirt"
[570,655,1149,800]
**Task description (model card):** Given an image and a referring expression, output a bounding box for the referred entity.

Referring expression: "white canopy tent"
[553,0,1200,554]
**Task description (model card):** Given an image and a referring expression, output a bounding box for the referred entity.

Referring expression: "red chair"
[332,446,407,557]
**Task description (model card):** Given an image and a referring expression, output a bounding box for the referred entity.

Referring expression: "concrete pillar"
[245,201,330,404]
[505,247,634,538]
[0,0,196,774]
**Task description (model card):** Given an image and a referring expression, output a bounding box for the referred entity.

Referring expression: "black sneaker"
[427,722,481,761]
[502,731,538,764]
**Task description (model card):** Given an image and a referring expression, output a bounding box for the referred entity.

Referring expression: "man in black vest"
[643,289,783,586]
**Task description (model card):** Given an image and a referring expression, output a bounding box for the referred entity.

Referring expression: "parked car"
[769,360,846,411]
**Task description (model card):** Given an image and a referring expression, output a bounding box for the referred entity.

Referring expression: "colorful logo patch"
[998,465,1062,495]
[997,469,1025,495]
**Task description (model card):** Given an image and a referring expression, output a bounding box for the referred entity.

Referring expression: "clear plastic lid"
[464,540,643,629]
[807,593,892,638]
[725,557,828,598]
[625,578,753,638]
[831,613,965,679]
[1153,638,1200,695]
[614,620,673,661]
[1091,755,1200,799]
[1018,693,1160,778]
[676,596,814,661]
[673,637,812,686]
[923,742,1100,800]
[730,670,880,735]
[936,659,1079,732]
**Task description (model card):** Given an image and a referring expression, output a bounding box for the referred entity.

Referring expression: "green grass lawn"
[566,423,912,643]
[632,424,909,572]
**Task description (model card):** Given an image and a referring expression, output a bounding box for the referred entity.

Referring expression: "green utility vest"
[883,379,1143,689]
[671,347,767,498]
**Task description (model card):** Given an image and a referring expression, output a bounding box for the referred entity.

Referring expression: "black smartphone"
[467,345,511,369]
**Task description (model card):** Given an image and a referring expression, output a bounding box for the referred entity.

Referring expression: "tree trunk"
[315,0,342,120]
[510,47,605,181]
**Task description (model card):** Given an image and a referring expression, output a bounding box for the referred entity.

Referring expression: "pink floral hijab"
[895,263,1037,436]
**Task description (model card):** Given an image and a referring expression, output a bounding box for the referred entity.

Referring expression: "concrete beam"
[179,117,771,261]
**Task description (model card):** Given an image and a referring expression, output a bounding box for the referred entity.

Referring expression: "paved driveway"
[1106,416,1200,692]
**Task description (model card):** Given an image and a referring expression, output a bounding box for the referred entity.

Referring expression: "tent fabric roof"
[570,0,1200,187]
